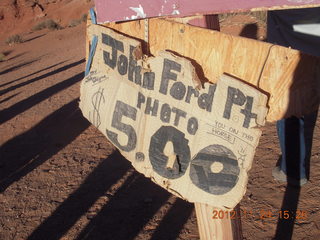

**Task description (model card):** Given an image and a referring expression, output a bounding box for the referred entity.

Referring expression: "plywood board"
[195,203,243,240]
[94,0,320,23]
[80,24,268,208]
[103,18,320,121]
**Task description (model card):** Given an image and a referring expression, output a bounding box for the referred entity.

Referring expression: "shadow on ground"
[0,60,194,239]
[0,70,84,124]
[0,98,90,192]
[28,149,194,240]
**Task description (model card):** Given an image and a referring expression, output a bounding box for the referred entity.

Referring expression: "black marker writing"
[90,87,105,128]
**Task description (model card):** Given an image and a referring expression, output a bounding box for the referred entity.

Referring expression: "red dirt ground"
[1,2,320,240]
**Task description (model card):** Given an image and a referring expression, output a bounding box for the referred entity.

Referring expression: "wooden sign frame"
[81,9,320,239]
[94,0,320,23]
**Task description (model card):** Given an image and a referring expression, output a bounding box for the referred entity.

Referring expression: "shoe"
[272,166,307,187]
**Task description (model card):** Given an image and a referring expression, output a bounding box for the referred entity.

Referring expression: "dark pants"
[277,112,318,180]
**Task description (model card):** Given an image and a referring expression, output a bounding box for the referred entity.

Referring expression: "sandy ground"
[1,14,320,240]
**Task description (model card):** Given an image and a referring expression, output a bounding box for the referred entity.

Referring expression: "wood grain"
[195,203,243,240]
[104,18,320,121]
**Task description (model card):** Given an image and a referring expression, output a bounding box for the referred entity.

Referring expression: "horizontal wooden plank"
[103,18,320,121]
[94,0,320,23]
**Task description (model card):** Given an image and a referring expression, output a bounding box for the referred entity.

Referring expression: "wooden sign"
[104,18,320,121]
[94,0,320,23]
[80,24,268,208]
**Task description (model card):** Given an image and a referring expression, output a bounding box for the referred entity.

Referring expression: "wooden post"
[195,203,243,240]
[192,15,242,240]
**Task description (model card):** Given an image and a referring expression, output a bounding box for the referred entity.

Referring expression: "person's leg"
[303,111,319,179]
[274,116,307,186]
[276,119,287,174]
